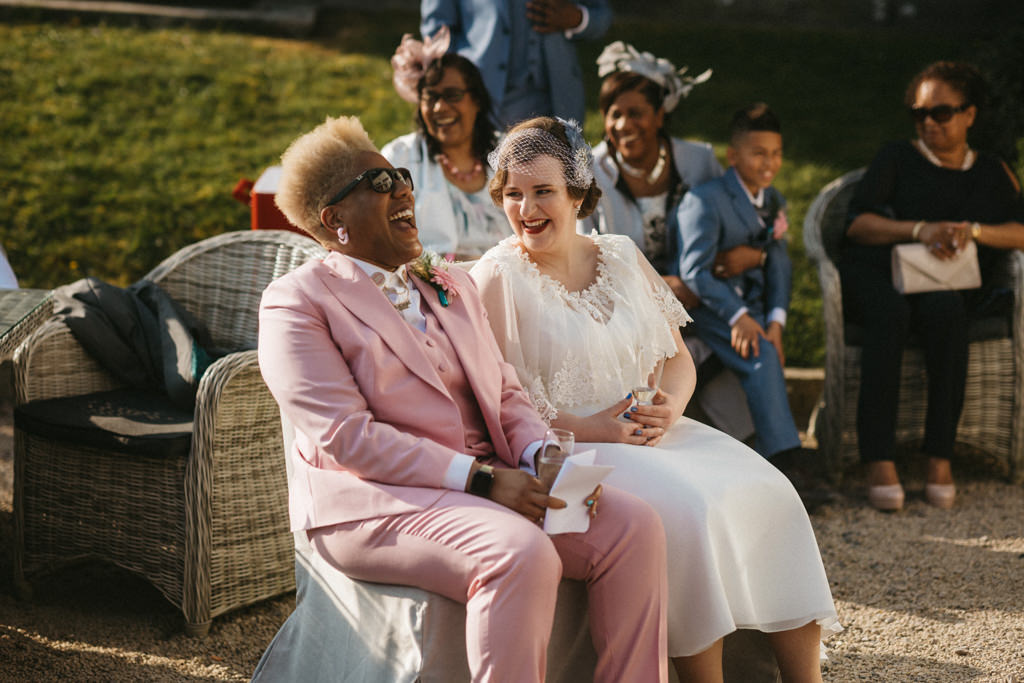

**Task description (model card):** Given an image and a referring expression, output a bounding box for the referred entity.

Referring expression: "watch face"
[470,466,495,497]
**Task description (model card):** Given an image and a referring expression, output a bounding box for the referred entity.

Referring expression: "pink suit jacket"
[258,251,548,532]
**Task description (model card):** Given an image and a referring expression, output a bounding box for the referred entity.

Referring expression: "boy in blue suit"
[677,103,801,460]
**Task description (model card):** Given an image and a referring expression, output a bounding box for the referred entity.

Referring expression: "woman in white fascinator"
[584,41,760,444]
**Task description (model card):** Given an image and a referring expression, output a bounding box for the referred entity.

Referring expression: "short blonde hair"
[275,115,378,237]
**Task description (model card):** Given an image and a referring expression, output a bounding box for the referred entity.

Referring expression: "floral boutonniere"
[773,208,789,240]
[762,193,788,241]
[410,251,460,307]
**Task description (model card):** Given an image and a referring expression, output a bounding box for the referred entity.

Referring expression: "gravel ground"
[2,399,1023,682]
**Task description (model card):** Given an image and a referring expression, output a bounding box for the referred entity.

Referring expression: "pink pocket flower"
[410,251,459,307]
[773,209,789,240]
[430,267,460,298]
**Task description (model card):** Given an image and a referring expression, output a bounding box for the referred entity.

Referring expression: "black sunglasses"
[324,167,413,208]
[909,102,971,124]
[420,87,468,107]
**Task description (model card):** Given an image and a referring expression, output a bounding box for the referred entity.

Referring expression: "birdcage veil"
[488,117,595,190]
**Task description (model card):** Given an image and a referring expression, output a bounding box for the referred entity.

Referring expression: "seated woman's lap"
[840,258,968,350]
[581,417,828,653]
[587,418,797,505]
[310,491,562,605]
[308,486,665,603]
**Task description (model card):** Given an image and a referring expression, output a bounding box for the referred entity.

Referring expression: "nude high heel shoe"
[925,457,955,509]
[925,483,956,509]
[867,484,905,511]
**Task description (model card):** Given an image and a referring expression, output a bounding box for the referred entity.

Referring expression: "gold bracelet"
[912,221,925,241]
[760,249,768,267]
[971,222,982,240]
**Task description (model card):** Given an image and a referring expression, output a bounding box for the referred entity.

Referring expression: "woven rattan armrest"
[1009,250,1024,340]
[13,319,125,404]
[1007,249,1024,483]
[183,348,293,634]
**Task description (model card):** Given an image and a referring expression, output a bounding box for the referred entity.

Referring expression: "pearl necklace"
[914,138,975,170]
[436,153,484,183]
[615,141,668,185]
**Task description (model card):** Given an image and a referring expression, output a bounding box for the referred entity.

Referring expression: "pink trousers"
[311,487,668,683]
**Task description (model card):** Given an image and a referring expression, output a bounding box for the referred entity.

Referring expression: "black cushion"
[15,389,193,457]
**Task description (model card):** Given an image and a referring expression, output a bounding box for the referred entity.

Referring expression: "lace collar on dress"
[496,235,624,322]
[497,235,620,297]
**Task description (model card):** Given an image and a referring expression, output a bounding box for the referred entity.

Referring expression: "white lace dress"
[471,233,839,657]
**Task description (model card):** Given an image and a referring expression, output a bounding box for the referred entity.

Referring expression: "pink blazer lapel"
[319,253,448,398]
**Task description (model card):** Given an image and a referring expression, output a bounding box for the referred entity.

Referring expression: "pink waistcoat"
[419,306,494,458]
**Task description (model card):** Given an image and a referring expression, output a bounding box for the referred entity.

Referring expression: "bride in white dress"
[470,116,839,682]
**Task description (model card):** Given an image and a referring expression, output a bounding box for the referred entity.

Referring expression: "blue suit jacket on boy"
[677,167,792,325]
[421,0,612,123]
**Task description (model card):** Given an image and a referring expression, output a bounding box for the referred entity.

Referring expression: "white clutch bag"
[891,240,981,294]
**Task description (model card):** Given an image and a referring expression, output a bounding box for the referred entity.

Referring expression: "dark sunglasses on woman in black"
[909,102,971,124]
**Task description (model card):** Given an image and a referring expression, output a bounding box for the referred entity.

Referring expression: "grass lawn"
[0,10,1014,366]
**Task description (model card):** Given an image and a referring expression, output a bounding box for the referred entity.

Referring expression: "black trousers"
[840,257,968,463]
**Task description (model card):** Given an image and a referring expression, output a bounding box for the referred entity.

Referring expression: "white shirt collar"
[349,257,408,287]
[738,180,764,209]
[348,256,426,331]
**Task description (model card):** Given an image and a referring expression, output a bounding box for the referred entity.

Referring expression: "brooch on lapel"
[410,251,460,307]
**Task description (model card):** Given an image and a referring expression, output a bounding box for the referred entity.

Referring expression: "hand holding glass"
[538,428,574,490]
[633,356,667,406]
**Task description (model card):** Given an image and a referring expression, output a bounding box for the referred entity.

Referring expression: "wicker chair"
[803,169,1024,482]
[11,230,326,636]
[253,417,781,683]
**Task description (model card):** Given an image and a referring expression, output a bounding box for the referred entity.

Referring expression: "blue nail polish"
[623,412,631,418]
[625,393,632,400]
[630,407,638,412]
[634,429,643,436]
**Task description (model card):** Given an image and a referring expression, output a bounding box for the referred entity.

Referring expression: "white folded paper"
[543,450,614,535]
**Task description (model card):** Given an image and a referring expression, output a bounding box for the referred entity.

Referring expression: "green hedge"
[3,13,1019,366]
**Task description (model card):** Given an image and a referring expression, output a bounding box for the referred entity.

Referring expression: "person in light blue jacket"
[421,0,611,126]
[678,103,800,460]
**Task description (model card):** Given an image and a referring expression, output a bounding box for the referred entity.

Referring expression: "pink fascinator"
[391,26,451,104]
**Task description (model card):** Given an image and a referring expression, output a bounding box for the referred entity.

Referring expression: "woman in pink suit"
[257,114,669,683]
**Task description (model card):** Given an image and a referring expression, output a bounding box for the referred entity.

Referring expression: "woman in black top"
[841,61,1024,511]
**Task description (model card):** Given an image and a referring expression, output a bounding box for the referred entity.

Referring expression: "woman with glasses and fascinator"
[842,61,1024,511]
[583,41,757,443]
[381,29,509,261]
[472,116,839,683]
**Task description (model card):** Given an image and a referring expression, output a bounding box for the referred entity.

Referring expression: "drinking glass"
[538,428,574,489]
[632,355,666,406]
